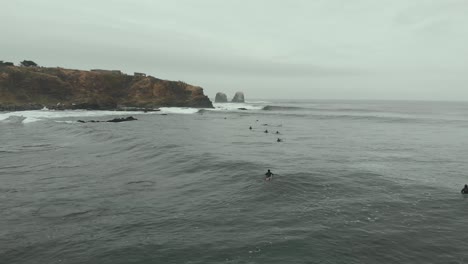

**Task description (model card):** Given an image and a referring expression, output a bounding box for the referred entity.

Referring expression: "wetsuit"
[461,187,468,194]
[265,171,273,178]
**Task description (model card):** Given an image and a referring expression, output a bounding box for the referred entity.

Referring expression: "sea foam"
[0,103,267,124]
[212,102,264,111]
[0,110,154,123]
[158,107,200,114]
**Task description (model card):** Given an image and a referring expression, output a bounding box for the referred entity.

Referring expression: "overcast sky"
[1,0,467,100]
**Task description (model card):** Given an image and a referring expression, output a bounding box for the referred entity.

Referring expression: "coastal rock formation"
[231,92,245,103]
[77,116,137,123]
[0,65,213,111]
[214,92,228,103]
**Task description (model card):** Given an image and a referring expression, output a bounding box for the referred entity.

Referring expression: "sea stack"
[215,92,228,103]
[231,92,245,103]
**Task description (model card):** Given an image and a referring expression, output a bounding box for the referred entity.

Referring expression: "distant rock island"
[215,92,228,103]
[0,61,213,111]
[214,91,245,103]
[231,92,245,103]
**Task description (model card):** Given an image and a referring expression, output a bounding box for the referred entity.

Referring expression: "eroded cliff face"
[0,66,213,110]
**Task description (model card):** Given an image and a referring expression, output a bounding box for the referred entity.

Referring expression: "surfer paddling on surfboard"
[265,169,274,181]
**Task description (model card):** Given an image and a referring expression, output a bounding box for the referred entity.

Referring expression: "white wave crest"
[212,103,264,111]
[0,115,27,124]
[158,107,200,114]
[0,110,158,123]
[0,107,207,123]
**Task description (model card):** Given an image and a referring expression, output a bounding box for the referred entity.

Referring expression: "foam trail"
[212,103,264,111]
[0,115,27,124]
[159,107,200,114]
[0,110,157,123]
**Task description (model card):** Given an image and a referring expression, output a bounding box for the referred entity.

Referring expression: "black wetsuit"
[461,187,468,194]
[265,171,273,178]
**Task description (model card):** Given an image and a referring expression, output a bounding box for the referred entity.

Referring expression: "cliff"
[0,65,213,110]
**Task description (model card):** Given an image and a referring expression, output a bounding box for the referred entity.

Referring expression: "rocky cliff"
[0,65,213,110]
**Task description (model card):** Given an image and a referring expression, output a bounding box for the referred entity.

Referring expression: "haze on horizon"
[1,0,467,101]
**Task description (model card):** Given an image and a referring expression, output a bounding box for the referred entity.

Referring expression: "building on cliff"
[134,72,146,77]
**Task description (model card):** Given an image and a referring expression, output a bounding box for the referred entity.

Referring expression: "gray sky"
[1,0,467,100]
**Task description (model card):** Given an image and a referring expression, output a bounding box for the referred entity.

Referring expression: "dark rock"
[77,116,138,123]
[231,92,245,103]
[107,116,137,123]
[215,92,228,103]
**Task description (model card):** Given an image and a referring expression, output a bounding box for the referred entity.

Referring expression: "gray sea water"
[1,100,468,264]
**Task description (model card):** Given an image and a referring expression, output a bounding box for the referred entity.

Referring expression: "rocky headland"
[0,64,213,111]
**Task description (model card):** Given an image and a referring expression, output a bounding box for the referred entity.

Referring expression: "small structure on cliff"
[134,72,146,77]
[215,92,228,103]
[231,92,245,103]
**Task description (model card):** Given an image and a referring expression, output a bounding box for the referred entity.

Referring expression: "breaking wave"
[0,115,27,124]
[0,108,201,123]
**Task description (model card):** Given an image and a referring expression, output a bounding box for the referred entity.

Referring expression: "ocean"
[1,100,468,264]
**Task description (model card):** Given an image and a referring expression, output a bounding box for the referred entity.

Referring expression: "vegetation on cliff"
[0,63,213,110]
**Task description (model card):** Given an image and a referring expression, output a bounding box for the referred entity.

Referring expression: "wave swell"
[262,105,304,111]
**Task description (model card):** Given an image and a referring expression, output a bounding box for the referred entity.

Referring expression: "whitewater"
[1,100,468,264]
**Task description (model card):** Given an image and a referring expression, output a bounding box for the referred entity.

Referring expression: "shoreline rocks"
[77,116,138,123]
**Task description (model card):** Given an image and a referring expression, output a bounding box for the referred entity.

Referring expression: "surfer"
[265,169,274,180]
[264,130,268,133]
[277,138,282,142]
[461,184,468,194]
[276,131,280,134]
[249,126,252,130]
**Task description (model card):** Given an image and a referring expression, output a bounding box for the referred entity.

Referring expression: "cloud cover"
[1,0,467,100]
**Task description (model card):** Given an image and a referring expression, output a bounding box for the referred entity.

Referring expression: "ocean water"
[1,100,468,264]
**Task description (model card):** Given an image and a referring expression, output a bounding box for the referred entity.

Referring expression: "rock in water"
[77,116,137,123]
[231,92,245,103]
[107,116,137,123]
[215,92,228,103]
